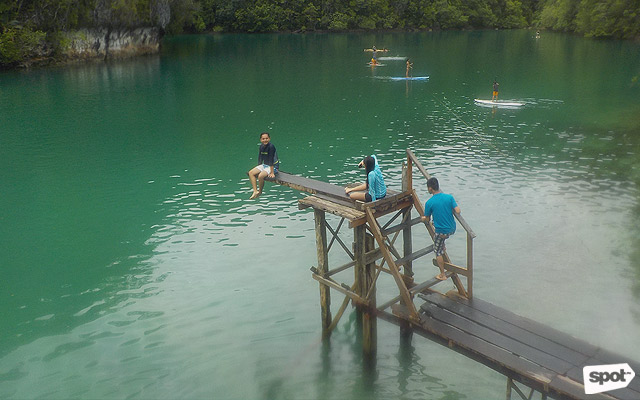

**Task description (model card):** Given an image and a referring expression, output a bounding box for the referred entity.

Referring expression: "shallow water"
[1,30,639,399]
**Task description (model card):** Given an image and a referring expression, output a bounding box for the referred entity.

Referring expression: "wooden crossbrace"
[364,206,419,320]
[325,217,353,259]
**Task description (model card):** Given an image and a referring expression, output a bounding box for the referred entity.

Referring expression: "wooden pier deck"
[265,151,639,400]
[384,291,640,400]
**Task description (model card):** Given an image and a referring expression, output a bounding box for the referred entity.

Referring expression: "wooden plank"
[355,189,406,212]
[313,192,355,208]
[420,292,593,367]
[298,196,364,221]
[568,355,640,395]
[409,272,454,295]
[548,375,620,400]
[349,199,414,228]
[394,245,434,267]
[432,293,602,358]
[592,348,640,391]
[421,302,575,375]
[564,363,640,400]
[379,309,622,400]
[441,261,469,276]
[414,314,560,393]
[379,309,555,391]
[269,171,350,201]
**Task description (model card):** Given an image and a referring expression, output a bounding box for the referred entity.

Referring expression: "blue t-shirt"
[425,193,458,234]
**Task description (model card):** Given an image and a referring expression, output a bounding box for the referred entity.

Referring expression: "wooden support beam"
[395,245,435,268]
[325,217,354,260]
[467,232,474,299]
[327,283,356,334]
[364,207,419,320]
[314,209,332,335]
[311,272,369,306]
[401,164,417,284]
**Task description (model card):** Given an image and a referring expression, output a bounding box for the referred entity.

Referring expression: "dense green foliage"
[1,0,639,67]
[539,0,640,39]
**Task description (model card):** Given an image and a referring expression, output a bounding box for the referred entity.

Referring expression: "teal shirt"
[367,155,386,201]
[425,193,458,234]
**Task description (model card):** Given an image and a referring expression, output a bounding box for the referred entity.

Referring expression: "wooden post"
[354,225,377,357]
[467,233,473,299]
[362,233,376,358]
[402,162,414,280]
[315,209,332,336]
[354,224,365,304]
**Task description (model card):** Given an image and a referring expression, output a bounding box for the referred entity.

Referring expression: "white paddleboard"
[389,76,429,81]
[474,99,525,108]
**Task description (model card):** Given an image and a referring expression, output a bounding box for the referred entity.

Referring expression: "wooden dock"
[266,150,639,400]
[384,291,640,400]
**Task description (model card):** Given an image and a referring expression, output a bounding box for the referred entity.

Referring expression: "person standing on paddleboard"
[406,59,413,78]
[492,80,499,101]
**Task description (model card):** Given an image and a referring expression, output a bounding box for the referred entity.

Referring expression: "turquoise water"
[1,30,639,399]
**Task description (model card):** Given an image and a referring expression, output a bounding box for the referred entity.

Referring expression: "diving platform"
[265,149,638,400]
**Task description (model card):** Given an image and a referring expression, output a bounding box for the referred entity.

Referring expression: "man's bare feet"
[436,273,447,281]
[250,191,260,200]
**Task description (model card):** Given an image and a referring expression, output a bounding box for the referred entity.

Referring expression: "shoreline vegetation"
[1,0,639,70]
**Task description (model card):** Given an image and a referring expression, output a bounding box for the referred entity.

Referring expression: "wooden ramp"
[399,291,640,400]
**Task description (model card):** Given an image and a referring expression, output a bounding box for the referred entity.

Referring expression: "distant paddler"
[492,80,499,101]
[363,45,389,53]
[406,58,413,77]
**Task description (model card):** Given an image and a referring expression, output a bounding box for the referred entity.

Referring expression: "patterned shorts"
[433,233,451,257]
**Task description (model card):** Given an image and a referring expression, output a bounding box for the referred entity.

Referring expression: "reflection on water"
[1,30,639,399]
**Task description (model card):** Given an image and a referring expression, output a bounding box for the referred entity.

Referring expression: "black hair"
[427,177,439,191]
[364,156,375,186]
[260,132,270,138]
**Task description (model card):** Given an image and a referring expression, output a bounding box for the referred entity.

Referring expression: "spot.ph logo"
[583,363,635,394]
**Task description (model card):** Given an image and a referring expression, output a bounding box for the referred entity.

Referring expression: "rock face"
[63,27,162,60]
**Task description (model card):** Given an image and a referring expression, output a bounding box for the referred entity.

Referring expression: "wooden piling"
[315,209,332,336]
[362,233,376,358]
[401,162,414,280]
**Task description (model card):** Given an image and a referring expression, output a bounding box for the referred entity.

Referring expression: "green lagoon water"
[1,30,639,399]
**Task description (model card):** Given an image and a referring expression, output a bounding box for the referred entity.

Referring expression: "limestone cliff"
[63,27,162,61]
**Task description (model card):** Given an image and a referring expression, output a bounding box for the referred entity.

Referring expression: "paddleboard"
[474,99,525,107]
[367,63,386,67]
[389,76,429,81]
[378,56,407,61]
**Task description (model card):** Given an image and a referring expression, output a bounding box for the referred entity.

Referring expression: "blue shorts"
[433,233,451,257]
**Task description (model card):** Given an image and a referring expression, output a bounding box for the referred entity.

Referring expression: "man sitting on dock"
[421,177,460,280]
[247,132,279,199]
